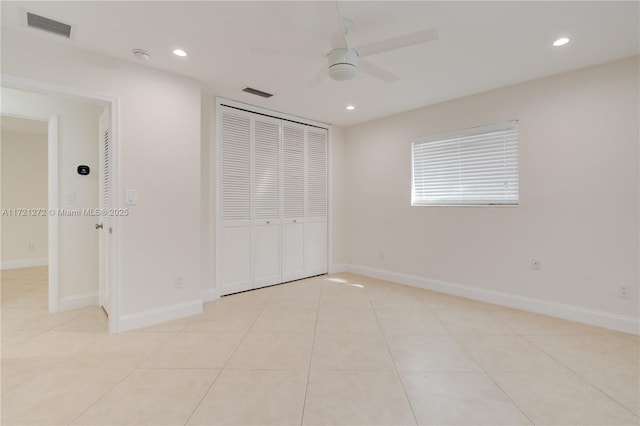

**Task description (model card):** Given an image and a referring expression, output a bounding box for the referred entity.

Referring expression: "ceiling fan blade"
[355,28,438,58]
[358,59,399,82]
[307,65,328,87]
[329,1,349,49]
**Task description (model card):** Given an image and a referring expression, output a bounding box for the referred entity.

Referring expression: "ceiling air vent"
[242,87,273,98]
[26,12,72,38]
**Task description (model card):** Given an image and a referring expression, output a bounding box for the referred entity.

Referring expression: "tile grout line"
[66,366,138,425]
[299,279,324,426]
[182,288,276,425]
[521,334,640,419]
[366,284,420,426]
[446,331,536,425]
[66,326,183,425]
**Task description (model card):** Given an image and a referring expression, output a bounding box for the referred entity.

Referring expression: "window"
[411,121,519,206]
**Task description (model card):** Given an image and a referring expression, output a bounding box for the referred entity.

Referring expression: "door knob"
[95,223,103,230]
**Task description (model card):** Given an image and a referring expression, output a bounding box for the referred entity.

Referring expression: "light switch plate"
[64,192,75,205]
[125,189,137,205]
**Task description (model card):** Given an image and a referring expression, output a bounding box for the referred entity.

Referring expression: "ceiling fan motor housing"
[328,48,358,81]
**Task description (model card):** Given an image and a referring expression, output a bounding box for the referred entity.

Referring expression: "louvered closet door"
[281,124,305,282]
[305,128,328,275]
[98,112,111,314]
[252,117,282,288]
[220,110,253,295]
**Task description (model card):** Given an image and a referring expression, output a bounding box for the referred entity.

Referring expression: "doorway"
[0,80,119,333]
[0,115,50,317]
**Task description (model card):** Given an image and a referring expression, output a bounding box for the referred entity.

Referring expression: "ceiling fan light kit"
[253,2,438,84]
[328,48,358,81]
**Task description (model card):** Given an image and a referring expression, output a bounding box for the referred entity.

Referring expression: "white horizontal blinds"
[283,125,305,218]
[253,119,281,219]
[221,112,251,220]
[412,121,519,205]
[306,129,327,216]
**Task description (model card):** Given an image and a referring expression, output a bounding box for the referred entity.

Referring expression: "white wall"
[330,125,346,269]
[344,57,639,326]
[1,90,102,306]
[2,28,203,330]
[1,126,48,267]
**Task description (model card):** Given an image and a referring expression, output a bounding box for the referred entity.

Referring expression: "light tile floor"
[1,267,638,425]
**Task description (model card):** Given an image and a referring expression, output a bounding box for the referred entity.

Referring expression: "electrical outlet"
[531,259,541,271]
[28,243,37,252]
[378,251,385,261]
[175,275,184,289]
[618,284,630,299]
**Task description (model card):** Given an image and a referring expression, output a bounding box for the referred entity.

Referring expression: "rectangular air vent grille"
[27,12,72,38]
[242,87,273,98]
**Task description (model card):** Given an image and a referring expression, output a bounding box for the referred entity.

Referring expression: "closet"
[217,103,328,296]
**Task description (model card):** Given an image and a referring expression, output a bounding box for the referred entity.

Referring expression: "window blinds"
[412,121,519,206]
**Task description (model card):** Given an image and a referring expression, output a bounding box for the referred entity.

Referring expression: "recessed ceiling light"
[346,105,355,110]
[553,37,570,47]
[173,49,188,57]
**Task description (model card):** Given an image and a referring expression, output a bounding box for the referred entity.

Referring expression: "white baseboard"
[1,258,48,270]
[117,299,203,333]
[59,292,98,311]
[329,263,347,273]
[201,288,219,302]
[347,264,640,335]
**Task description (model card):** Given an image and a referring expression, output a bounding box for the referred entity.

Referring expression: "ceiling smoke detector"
[132,49,151,62]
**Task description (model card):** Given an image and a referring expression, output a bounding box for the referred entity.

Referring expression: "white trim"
[329,263,347,274]
[0,258,48,270]
[48,115,59,313]
[201,288,219,303]
[201,95,216,311]
[411,119,519,145]
[117,300,203,333]
[2,73,121,334]
[217,97,330,129]
[214,99,223,298]
[327,126,334,279]
[347,264,640,335]
[58,292,99,311]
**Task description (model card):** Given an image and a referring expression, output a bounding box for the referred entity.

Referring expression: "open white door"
[98,111,111,314]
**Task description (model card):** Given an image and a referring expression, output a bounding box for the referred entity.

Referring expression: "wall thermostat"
[77,165,90,176]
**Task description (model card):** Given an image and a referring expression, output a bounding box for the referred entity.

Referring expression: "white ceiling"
[2,1,638,127]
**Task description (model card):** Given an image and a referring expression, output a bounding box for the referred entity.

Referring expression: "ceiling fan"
[253,2,438,84]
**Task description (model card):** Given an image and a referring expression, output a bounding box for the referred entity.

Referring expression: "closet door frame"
[217,108,253,295]
[215,98,333,297]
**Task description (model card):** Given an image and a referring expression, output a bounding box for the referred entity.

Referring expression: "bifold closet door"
[252,117,282,288]
[220,110,252,295]
[282,124,305,282]
[305,128,328,276]
[218,104,328,295]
